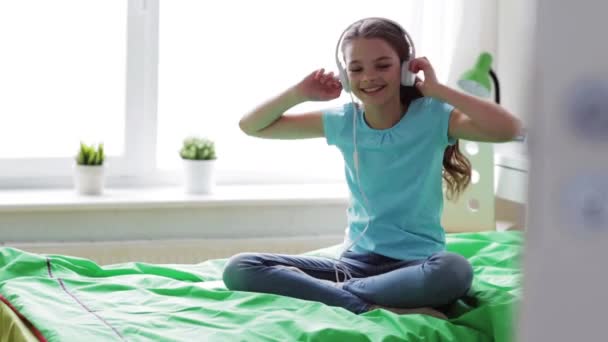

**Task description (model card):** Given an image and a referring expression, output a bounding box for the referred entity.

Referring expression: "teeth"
[362,86,383,93]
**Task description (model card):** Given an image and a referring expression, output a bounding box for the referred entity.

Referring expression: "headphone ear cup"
[401,60,415,87]
[338,66,351,93]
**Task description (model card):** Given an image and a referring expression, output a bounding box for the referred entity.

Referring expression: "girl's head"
[340,17,421,108]
[340,18,471,199]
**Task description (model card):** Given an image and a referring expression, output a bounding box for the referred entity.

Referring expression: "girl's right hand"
[293,69,343,102]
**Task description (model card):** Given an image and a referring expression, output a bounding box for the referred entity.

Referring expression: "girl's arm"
[410,57,523,142]
[437,85,522,142]
[239,69,342,139]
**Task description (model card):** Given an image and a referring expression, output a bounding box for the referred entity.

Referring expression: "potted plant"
[180,136,217,194]
[74,142,105,195]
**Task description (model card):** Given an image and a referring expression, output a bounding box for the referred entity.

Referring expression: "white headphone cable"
[331,94,372,284]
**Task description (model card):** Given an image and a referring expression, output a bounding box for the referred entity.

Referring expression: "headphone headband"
[335,17,416,68]
[335,17,417,92]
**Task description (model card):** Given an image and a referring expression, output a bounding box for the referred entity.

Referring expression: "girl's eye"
[348,65,390,73]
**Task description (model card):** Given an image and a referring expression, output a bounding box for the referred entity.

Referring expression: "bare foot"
[369,305,448,320]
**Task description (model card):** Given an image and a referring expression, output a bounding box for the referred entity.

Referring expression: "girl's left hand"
[409,57,442,98]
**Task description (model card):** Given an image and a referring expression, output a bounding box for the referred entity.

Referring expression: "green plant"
[76,142,105,166]
[180,136,216,160]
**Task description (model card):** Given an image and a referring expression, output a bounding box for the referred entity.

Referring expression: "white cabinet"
[494,142,528,204]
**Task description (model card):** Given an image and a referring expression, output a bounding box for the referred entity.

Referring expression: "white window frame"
[0,0,160,189]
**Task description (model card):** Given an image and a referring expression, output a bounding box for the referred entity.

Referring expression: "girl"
[222,17,522,318]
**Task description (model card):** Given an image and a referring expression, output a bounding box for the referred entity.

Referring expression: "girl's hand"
[293,68,342,102]
[409,57,442,98]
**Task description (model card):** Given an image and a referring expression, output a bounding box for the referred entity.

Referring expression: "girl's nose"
[361,72,379,83]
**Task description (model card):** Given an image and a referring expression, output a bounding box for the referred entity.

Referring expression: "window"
[0,0,462,188]
[0,1,127,182]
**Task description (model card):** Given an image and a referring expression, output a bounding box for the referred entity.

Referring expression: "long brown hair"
[341,18,471,200]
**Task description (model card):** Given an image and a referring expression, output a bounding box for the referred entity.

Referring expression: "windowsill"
[0,183,351,213]
[1,142,529,213]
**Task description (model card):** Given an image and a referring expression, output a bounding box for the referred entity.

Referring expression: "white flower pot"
[73,164,105,196]
[183,159,216,194]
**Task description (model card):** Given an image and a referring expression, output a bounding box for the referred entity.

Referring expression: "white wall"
[497,0,537,124]
[447,0,498,89]
[0,203,348,243]
[0,202,348,263]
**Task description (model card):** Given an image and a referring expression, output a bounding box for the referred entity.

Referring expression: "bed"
[0,230,522,342]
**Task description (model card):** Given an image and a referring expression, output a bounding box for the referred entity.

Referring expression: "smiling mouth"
[361,86,386,94]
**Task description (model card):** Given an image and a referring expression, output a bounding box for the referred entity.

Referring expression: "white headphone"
[334,17,417,93]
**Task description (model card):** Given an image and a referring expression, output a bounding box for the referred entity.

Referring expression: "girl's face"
[344,38,402,107]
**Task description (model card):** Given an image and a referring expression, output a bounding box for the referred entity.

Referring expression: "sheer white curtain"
[157,0,464,185]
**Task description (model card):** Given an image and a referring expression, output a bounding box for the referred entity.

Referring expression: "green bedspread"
[0,231,522,342]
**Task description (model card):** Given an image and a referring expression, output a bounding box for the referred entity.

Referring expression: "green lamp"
[458,52,528,141]
[458,52,500,104]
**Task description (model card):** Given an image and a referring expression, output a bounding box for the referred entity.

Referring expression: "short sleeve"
[431,97,456,147]
[321,104,351,146]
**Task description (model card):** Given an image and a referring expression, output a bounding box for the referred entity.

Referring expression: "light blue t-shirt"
[322,97,456,261]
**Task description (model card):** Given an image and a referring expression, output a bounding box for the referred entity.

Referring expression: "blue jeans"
[222,250,473,314]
